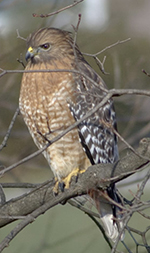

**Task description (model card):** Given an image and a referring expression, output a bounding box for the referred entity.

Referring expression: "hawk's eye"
[40,43,50,50]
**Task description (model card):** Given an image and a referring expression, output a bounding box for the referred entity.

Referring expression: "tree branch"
[0,138,150,229]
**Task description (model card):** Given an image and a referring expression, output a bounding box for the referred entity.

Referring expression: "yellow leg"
[63,168,86,189]
[53,168,86,193]
[53,177,59,194]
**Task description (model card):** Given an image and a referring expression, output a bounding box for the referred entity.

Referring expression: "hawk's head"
[25,27,83,64]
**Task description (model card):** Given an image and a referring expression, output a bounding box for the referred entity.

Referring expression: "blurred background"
[0,0,150,252]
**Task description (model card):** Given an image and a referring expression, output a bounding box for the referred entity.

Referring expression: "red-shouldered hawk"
[19,27,122,242]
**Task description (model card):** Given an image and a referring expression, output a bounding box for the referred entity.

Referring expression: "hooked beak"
[25,46,36,61]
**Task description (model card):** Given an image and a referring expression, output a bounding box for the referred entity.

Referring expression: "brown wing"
[69,61,118,165]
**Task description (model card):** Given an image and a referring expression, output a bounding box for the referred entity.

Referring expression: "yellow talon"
[53,168,86,193]
[79,168,86,174]
[62,167,86,189]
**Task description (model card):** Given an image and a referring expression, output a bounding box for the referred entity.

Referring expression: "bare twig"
[142,69,150,77]
[113,128,148,161]
[16,29,26,41]
[1,183,40,188]
[32,0,84,18]
[138,211,150,220]
[83,38,131,57]
[0,107,20,151]
[0,186,6,206]
[82,38,131,75]
[135,168,150,200]
[94,55,109,74]
[68,199,99,218]
[72,13,82,59]
[72,13,82,35]
[0,215,26,220]
[17,57,26,68]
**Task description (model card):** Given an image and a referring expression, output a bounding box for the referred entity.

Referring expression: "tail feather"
[99,199,121,242]
[89,187,124,242]
[101,214,119,242]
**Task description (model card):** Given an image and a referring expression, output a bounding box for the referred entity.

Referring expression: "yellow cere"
[28,46,33,53]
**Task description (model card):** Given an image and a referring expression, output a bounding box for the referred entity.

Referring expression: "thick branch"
[0,138,150,229]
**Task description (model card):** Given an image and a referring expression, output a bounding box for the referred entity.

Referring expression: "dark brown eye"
[40,43,50,50]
